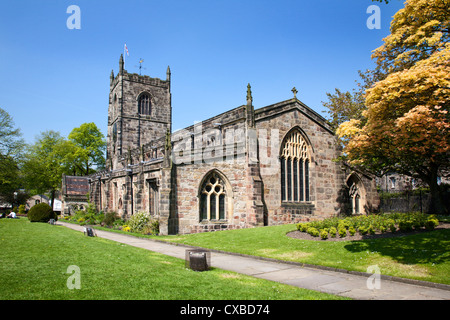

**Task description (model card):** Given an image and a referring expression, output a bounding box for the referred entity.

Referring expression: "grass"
[0,218,345,300]
[155,224,450,285]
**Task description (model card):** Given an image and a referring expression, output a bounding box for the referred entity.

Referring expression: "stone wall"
[255,99,346,224]
[107,62,171,171]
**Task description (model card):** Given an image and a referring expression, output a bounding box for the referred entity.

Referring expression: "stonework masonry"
[87,56,379,235]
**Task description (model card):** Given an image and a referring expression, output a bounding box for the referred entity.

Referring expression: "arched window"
[280,129,310,202]
[200,171,228,221]
[347,173,366,215]
[138,93,151,115]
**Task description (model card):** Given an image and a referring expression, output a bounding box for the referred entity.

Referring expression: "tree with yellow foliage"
[337,0,450,214]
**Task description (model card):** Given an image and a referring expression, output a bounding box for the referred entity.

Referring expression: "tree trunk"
[426,167,447,215]
[50,189,56,212]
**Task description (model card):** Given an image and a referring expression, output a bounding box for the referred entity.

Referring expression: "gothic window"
[280,130,310,202]
[200,171,227,221]
[349,183,360,214]
[138,93,151,115]
[389,176,396,189]
[113,93,117,118]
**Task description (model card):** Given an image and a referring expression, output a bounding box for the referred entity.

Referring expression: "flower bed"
[295,212,440,241]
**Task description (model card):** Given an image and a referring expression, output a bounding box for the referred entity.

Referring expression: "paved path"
[58,222,450,300]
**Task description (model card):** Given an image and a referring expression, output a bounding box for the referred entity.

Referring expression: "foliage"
[336,0,450,214]
[0,107,26,206]
[67,122,106,175]
[338,227,347,238]
[27,203,56,223]
[329,227,337,238]
[307,227,319,237]
[22,131,74,206]
[18,204,26,215]
[322,88,365,132]
[102,211,119,227]
[0,107,24,158]
[320,229,328,240]
[371,0,449,74]
[297,212,442,239]
[142,219,160,235]
[126,211,150,233]
[348,226,356,236]
[425,218,439,230]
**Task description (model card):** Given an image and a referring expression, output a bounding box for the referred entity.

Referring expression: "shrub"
[126,211,150,233]
[103,212,118,227]
[399,220,413,232]
[142,219,160,235]
[18,204,26,215]
[307,227,319,237]
[359,226,368,235]
[348,226,356,236]
[329,227,337,238]
[297,223,309,233]
[425,218,439,231]
[338,227,347,238]
[27,203,56,223]
[122,225,131,232]
[386,219,396,232]
[320,229,328,240]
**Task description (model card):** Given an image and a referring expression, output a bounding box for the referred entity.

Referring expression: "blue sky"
[0,0,405,144]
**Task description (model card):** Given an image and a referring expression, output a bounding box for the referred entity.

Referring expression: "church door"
[148,180,159,217]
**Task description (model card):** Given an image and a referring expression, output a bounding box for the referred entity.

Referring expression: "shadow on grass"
[344,229,450,266]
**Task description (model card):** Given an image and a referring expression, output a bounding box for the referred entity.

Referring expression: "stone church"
[87,55,379,235]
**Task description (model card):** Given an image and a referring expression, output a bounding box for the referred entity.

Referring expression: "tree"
[22,131,73,210]
[0,107,27,206]
[321,69,383,133]
[68,122,106,175]
[337,0,450,214]
[371,0,449,74]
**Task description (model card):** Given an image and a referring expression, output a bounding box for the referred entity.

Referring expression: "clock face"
[112,123,117,142]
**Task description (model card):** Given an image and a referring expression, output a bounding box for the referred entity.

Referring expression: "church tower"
[106,54,172,170]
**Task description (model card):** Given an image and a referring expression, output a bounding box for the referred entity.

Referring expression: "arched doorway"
[346,173,366,215]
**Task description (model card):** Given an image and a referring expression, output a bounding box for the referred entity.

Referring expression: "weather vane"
[135,58,146,75]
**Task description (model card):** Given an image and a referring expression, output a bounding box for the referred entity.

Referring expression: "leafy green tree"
[68,122,106,175]
[0,107,26,206]
[22,131,72,210]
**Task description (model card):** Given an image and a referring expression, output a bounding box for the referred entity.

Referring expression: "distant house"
[26,194,49,211]
[377,172,449,193]
[61,175,90,215]
[26,194,62,214]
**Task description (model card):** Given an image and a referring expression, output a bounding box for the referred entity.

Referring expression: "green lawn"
[156,224,450,285]
[0,218,344,300]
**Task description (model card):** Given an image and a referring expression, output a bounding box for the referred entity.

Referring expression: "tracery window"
[200,172,227,221]
[280,130,310,202]
[349,183,360,214]
[138,93,151,115]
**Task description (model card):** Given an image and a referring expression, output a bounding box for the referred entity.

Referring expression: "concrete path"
[58,222,450,300]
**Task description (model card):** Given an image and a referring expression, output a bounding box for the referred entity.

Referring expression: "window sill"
[281,201,314,207]
[199,219,228,224]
